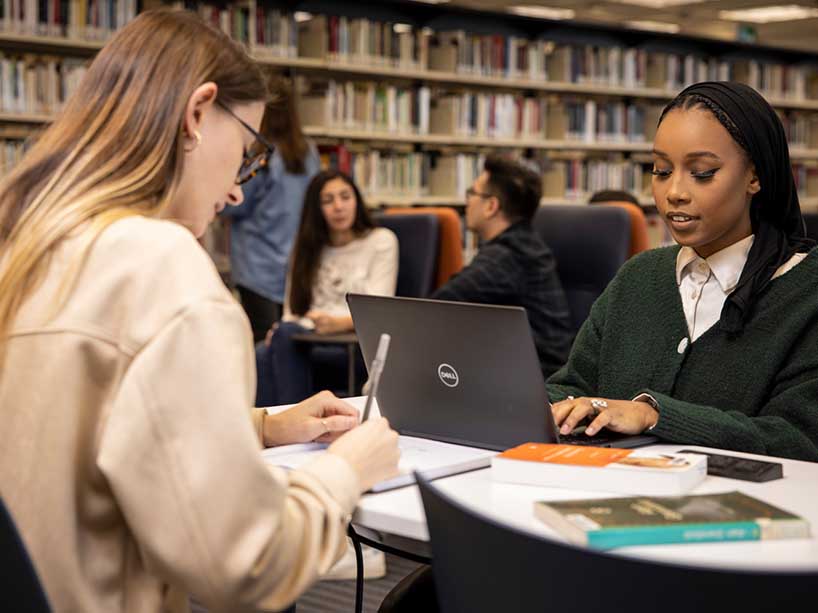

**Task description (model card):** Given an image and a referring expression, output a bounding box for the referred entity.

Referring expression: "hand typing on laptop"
[551,396,659,438]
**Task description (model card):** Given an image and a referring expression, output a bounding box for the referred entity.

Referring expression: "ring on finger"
[589,398,608,417]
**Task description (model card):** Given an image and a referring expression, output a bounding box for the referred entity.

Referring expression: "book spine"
[587,522,761,549]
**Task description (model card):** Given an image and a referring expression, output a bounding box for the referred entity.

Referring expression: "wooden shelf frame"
[0,31,104,54]
[304,126,654,152]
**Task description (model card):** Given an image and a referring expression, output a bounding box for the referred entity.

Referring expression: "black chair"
[0,496,51,612]
[533,204,631,334]
[416,473,816,613]
[374,213,440,298]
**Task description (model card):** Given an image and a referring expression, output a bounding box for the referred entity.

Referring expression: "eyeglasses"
[465,187,493,200]
[216,100,275,185]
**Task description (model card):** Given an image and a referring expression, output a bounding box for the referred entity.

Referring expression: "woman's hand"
[306,310,352,335]
[263,323,279,347]
[262,391,360,446]
[328,417,400,493]
[550,396,658,437]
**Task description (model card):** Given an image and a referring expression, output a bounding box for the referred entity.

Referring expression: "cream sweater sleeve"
[364,227,399,297]
[97,297,359,612]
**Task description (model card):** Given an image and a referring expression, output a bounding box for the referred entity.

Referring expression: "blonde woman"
[0,9,399,613]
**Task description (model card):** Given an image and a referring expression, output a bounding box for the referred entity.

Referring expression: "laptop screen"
[348,294,559,451]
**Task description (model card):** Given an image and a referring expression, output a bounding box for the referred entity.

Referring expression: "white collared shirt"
[676,235,806,342]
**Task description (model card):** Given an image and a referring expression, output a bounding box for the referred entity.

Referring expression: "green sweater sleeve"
[644,326,818,461]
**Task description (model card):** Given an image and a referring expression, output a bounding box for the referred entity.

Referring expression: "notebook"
[348,294,658,451]
[261,396,495,492]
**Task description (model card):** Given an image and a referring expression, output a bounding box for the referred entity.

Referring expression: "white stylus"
[361,333,391,422]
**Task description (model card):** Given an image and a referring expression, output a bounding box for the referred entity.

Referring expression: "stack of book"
[491,443,707,496]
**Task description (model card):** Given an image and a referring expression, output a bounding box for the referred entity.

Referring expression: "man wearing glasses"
[431,154,573,378]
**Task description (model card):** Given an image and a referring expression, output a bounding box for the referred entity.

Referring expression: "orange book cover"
[492,444,707,495]
[499,443,633,467]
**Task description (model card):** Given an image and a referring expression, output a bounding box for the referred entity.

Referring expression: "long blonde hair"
[0,9,268,356]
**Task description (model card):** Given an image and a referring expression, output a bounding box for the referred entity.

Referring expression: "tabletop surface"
[269,397,818,571]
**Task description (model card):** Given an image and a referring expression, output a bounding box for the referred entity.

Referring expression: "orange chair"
[385,207,464,289]
[593,200,650,257]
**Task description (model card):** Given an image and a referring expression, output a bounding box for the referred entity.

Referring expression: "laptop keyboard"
[560,432,618,447]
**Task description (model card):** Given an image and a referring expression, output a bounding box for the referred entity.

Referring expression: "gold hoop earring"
[184,130,202,153]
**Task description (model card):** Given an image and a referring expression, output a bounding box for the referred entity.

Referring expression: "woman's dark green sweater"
[547,245,818,462]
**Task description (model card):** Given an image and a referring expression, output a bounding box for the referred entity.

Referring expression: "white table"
[356,444,818,571]
[271,397,818,571]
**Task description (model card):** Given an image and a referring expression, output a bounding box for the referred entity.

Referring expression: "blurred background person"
[223,76,320,342]
[257,170,398,406]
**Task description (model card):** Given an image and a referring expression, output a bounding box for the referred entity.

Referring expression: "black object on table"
[678,449,784,482]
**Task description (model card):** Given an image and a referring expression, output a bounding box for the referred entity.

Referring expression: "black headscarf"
[659,81,813,334]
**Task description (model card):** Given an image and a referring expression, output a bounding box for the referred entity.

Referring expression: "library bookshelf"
[1,0,818,233]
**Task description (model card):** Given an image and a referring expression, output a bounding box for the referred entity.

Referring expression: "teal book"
[533,490,810,550]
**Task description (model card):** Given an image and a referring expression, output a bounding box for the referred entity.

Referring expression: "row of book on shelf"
[3,1,818,103]
[301,80,660,143]
[294,12,818,101]
[297,76,818,147]
[314,144,818,203]
[0,52,87,114]
[1,0,137,39]
[491,443,810,550]
[1,50,817,151]
[316,146,648,201]
[0,134,814,212]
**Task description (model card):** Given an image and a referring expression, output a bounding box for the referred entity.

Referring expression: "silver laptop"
[348,294,657,451]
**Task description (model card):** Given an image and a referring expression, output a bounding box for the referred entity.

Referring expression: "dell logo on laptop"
[437,363,459,388]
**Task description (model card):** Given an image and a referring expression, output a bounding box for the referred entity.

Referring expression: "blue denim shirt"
[223,144,320,303]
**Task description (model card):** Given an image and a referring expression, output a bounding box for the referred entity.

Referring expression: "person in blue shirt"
[223,77,320,342]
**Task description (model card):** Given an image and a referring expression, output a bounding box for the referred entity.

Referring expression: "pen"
[361,333,390,422]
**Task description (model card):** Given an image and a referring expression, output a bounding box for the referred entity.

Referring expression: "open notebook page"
[261,436,495,492]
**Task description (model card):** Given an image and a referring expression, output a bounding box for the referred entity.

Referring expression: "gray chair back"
[416,473,815,613]
[533,205,631,334]
[374,213,440,298]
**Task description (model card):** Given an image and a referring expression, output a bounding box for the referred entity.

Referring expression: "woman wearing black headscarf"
[548,81,818,462]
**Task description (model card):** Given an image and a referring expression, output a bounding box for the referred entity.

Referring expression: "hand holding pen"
[327,333,398,491]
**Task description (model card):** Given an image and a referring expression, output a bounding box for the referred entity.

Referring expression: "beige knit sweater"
[0,216,359,613]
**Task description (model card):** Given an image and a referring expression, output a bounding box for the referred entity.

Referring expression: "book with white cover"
[262,435,495,492]
[491,443,707,496]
